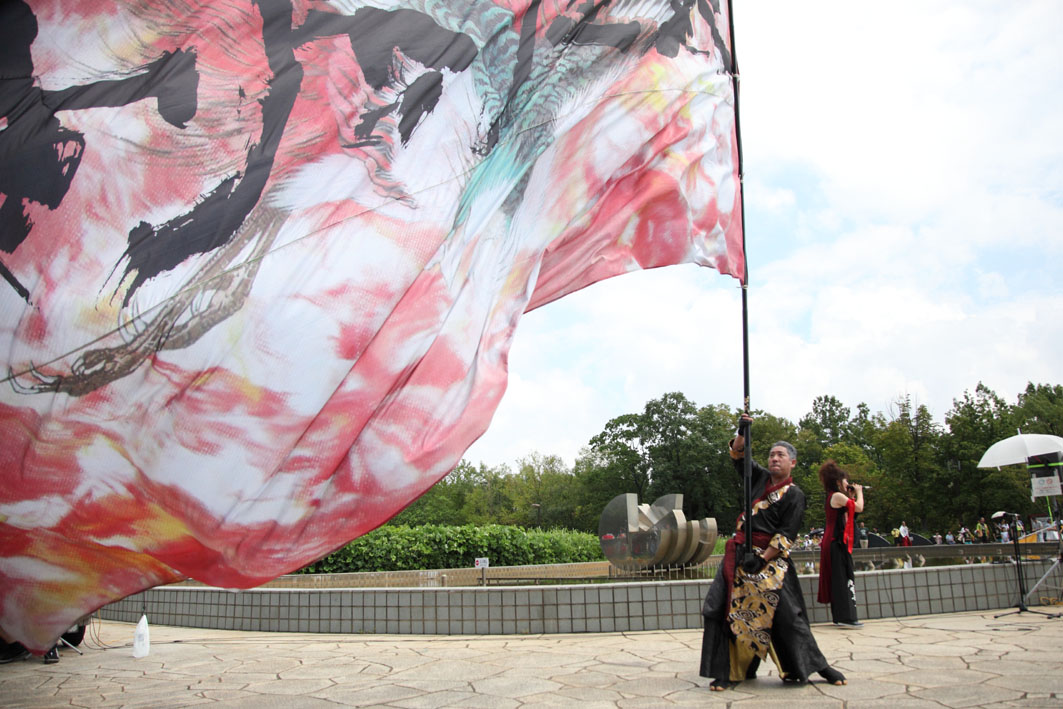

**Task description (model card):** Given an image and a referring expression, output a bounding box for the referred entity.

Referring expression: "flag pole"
[725,0,753,563]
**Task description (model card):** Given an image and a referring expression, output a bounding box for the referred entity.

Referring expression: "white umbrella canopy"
[977,433,1063,468]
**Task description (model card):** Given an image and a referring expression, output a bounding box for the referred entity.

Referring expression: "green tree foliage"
[871,397,941,530]
[510,453,577,528]
[938,383,1018,528]
[847,403,881,466]
[569,446,627,532]
[799,395,851,449]
[639,392,702,502]
[458,463,516,524]
[694,403,744,530]
[582,393,747,532]
[586,413,652,498]
[388,460,476,526]
[801,441,880,532]
[379,380,1059,551]
[1015,383,1063,435]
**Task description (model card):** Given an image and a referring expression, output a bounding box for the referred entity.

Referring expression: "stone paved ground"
[2,610,1061,707]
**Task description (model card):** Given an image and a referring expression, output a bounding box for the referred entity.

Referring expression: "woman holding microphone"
[817,461,865,627]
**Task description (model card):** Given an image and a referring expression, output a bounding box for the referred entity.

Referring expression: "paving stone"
[987,673,1063,693]
[874,667,999,688]
[470,675,562,697]
[195,688,261,701]
[2,674,65,692]
[204,695,338,708]
[592,662,660,679]
[653,688,726,705]
[837,657,918,675]
[648,660,695,673]
[547,669,625,688]
[183,676,249,688]
[231,658,305,674]
[241,677,336,695]
[186,670,272,685]
[310,681,424,706]
[895,654,970,670]
[417,646,494,660]
[277,663,362,680]
[486,650,590,669]
[1,697,86,708]
[556,685,625,702]
[66,694,113,707]
[522,694,619,709]
[388,658,503,682]
[391,679,470,693]
[390,689,519,709]
[816,676,911,700]
[725,696,844,707]
[2,611,1059,708]
[980,699,1063,708]
[608,675,697,696]
[841,699,949,708]
[107,691,212,708]
[968,659,1058,675]
[911,683,1025,708]
[894,641,982,656]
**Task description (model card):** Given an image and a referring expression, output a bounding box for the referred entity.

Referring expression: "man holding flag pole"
[699,416,847,689]
[698,0,846,690]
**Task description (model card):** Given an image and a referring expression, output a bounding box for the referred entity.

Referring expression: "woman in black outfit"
[817,460,864,627]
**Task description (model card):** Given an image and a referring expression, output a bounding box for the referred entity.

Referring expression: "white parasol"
[977,433,1063,468]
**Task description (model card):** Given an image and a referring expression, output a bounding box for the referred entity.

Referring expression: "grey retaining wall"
[101,559,1062,634]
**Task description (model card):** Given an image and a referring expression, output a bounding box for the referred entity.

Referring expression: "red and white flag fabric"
[0,0,742,650]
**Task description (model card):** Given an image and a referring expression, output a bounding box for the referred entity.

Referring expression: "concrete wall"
[100,559,1062,634]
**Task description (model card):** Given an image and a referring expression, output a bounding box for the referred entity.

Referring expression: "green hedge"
[296,524,604,574]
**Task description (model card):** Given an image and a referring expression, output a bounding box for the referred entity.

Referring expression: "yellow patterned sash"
[727,483,793,680]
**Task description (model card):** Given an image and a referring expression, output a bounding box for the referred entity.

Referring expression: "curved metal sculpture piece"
[598,493,718,570]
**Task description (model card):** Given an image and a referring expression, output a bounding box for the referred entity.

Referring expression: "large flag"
[0,0,743,650]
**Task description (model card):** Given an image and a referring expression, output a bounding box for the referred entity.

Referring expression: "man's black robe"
[700,459,829,682]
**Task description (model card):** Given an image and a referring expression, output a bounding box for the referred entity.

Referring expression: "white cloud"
[465,266,745,467]
[747,180,796,212]
[737,2,1063,244]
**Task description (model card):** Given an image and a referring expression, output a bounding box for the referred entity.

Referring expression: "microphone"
[847,483,872,490]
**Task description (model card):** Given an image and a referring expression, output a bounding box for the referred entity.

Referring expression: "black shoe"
[0,642,30,664]
[834,620,863,627]
[819,667,847,685]
[43,646,59,664]
[710,679,740,691]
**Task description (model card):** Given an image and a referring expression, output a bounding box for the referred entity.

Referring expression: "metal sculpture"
[598,493,718,570]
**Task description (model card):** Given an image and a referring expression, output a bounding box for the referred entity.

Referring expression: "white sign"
[474,557,490,569]
[1031,470,1062,498]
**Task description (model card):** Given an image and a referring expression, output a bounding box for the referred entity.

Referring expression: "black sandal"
[710,679,740,691]
[819,667,847,685]
[782,675,808,685]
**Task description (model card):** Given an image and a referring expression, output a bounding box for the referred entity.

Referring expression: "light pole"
[531,503,541,528]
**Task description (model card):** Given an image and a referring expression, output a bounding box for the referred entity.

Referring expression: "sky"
[463,1,1063,471]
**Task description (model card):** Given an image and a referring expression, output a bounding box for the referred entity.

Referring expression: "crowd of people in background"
[850,515,1061,547]
[794,515,1059,550]
[924,515,1032,545]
